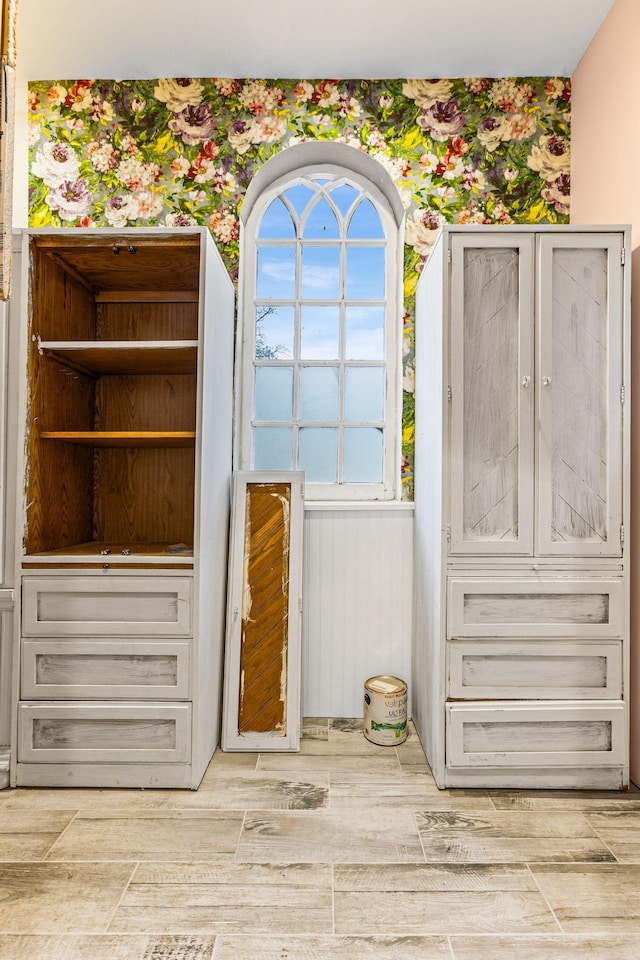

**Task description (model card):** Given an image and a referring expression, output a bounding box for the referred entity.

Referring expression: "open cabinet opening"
[24,233,202,564]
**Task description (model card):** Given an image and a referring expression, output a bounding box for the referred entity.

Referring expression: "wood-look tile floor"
[1,719,640,958]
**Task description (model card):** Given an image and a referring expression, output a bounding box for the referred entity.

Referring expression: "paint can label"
[363,675,408,745]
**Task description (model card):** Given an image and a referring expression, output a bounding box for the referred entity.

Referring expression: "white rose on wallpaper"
[476,117,507,151]
[527,134,571,180]
[104,195,136,228]
[227,119,256,154]
[164,212,198,226]
[403,359,415,394]
[402,79,453,108]
[154,78,204,112]
[31,140,81,187]
[405,207,445,257]
[46,179,92,220]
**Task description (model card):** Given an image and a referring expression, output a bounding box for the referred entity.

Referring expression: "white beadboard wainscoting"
[302,503,414,718]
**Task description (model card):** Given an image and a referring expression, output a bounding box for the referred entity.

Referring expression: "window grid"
[248,172,394,495]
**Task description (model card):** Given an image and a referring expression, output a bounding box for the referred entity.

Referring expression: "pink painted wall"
[571,0,640,785]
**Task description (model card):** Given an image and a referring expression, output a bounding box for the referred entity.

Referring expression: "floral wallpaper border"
[27,76,571,498]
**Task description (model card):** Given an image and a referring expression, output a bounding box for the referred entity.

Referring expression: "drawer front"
[21,640,191,700]
[446,701,626,768]
[448,640,622,700]
[22,577,192,637]
[18,702,191,763]
[448,579,624,638]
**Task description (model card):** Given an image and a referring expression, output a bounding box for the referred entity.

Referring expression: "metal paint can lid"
[364,675,407,696]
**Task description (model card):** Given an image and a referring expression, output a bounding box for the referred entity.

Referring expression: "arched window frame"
[237,145,404,501]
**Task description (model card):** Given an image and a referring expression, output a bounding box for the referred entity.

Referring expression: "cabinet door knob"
[542,376,551,387]
[522,376,530,388]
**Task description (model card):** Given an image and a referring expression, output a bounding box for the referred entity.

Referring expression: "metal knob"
[542,376,551,388]
[522,376,530,388]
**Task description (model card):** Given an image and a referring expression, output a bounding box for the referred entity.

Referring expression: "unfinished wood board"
[222,471,304,751]
[39,431,196,447]
[32,233,201,293]
[39,341,198,375]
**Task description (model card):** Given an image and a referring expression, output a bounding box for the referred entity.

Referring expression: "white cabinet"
[413,225,630,789]
[449,232,623,558]
[10,228,235,788]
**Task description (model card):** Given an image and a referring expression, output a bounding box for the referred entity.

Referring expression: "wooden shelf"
[39,431,196,448]
[24,540,194,558]
[22,540,194,567]
[38,340,198,375]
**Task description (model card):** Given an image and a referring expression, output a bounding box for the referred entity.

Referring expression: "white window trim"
[236,149,404,502]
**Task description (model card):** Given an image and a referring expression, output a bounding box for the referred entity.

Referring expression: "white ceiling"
[18,0,614,81]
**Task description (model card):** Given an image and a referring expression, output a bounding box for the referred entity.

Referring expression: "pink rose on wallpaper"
[46,179,92,221]
[542,173,571,214]
[417,100,465,141]
[169,104,217,144]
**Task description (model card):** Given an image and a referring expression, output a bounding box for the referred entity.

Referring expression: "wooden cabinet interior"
[25,234,201,561]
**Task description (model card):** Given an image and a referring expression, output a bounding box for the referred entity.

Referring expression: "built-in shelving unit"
[12,228,236,789]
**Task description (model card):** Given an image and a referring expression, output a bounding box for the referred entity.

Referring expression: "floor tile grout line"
[414,808,431,863]
[233,808,249,863]
[103,859,141,935]
[583,812,621,863]
[525,861,564,933]
[331,861,336,936]
[38,807,83,861]
[446,933,458,960]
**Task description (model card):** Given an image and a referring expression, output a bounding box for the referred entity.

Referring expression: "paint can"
[363,675,408,745]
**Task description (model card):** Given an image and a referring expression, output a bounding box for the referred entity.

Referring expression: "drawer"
[448,640,622,700]
[446,701,626,768]
[18,702,191,763]
[448,578,624,639]
[22,577,192,637]
[21,640,191,700]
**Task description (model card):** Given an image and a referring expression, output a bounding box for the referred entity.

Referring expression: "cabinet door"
[537,235,624,556]
[450,235,535,554]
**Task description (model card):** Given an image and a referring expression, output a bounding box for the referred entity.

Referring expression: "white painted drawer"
[448,640,622,700]
[446,701,626,768]
[21,640,191,700]
[18,702,191,763]
[22,577,192,637]
[448,578,624,638]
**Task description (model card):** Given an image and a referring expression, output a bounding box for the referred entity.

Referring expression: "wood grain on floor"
[1,718,640,958]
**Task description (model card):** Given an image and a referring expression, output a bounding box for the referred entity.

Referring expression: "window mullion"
[246,165,396,498]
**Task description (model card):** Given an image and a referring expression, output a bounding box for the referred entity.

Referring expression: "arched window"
[238,147,403,500]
